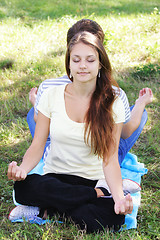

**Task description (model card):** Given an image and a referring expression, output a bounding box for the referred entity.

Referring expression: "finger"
[120,204,126,215]
[128,203,133,214]
[125,198,131,214]
[143,88,147,94]
[125,193,132,200]
[29,88,34,94]
[11,163,19,179]
[7,165,12,179]
[31,87,37,94]
[20,170,26,181]
[35,87,38,94]
[125,201,133,214]
[125,193,133,204]
[127,194,133,214]
[139,89,143,97]
[7,161,17,179]
[15,168,26,181]
[146,87,150,95]
[114,204,120,215]
[15,169,22,181]
[125,194,133,214]
[119,196,130,215]
[117,199,126,215]
[149,88,153,97]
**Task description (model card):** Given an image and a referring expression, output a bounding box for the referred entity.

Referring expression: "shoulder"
[112,96,126,124]
[41,84,66,99]
[112,85,131,123]
[113,95,124,110]
[35,77,70,114]
[112,86,127,100]
[40,75,71,90]
[37,85,66,118]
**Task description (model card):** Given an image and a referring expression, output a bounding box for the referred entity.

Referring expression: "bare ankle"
[95,188,104,198]
[42,210,48,219]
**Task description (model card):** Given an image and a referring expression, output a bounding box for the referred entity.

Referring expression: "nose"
[79,60,87,69]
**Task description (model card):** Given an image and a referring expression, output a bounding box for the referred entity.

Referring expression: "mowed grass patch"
[0,0,160,19]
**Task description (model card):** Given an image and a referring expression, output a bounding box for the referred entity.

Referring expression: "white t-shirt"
[38,85,125,180]
[35,76,130,123]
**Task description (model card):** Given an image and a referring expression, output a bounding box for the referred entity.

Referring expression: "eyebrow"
[72,55,96,57]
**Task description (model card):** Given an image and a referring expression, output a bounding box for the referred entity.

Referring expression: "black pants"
[14,173,125,233]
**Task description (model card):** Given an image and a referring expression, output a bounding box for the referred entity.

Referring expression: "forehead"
[70,42,98,57]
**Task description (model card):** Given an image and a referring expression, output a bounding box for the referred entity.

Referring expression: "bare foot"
[95,188,104,198]
[29,87,37,106]
[42,210,48,219]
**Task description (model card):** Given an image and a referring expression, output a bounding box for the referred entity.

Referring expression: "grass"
[0,0,160,239]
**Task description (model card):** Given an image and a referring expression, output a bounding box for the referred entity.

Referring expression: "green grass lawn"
[0,0,160,239]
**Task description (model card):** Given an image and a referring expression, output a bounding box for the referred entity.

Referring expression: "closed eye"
[87,59,95,62]
[73,59,80,63]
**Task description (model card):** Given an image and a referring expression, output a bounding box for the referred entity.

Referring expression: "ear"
[99,64,102,70]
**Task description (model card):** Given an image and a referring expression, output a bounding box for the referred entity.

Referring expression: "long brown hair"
[65,31,119,161]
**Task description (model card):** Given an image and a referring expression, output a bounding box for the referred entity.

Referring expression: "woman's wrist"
[135,98,146,108]
[112,190,125,203]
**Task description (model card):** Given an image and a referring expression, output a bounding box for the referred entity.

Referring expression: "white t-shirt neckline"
[62,84,85,126]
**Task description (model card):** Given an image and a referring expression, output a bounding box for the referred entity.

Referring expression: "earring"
[70,72,72,78]
[98,70,101,78]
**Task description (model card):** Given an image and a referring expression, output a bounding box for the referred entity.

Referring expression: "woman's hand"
[7,161,27,181]
[114,194,133,215]
[136,87,153,106]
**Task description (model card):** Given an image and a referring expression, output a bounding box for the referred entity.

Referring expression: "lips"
[78,72,89,75]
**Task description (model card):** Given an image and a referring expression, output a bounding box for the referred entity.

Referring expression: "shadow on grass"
[0,0,159,20]
[116,61,160,102]
[0,59,14,70]
[131,63,160,82]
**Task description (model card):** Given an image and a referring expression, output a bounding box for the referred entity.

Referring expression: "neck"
[69,81,96,98]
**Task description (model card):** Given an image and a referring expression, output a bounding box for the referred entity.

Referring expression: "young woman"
[8,31,133,233]
[27,19,153,165]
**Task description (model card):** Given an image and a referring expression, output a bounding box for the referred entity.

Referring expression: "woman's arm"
[121,88,153,139]
[103,122,133,215]
[7,112,50,181]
